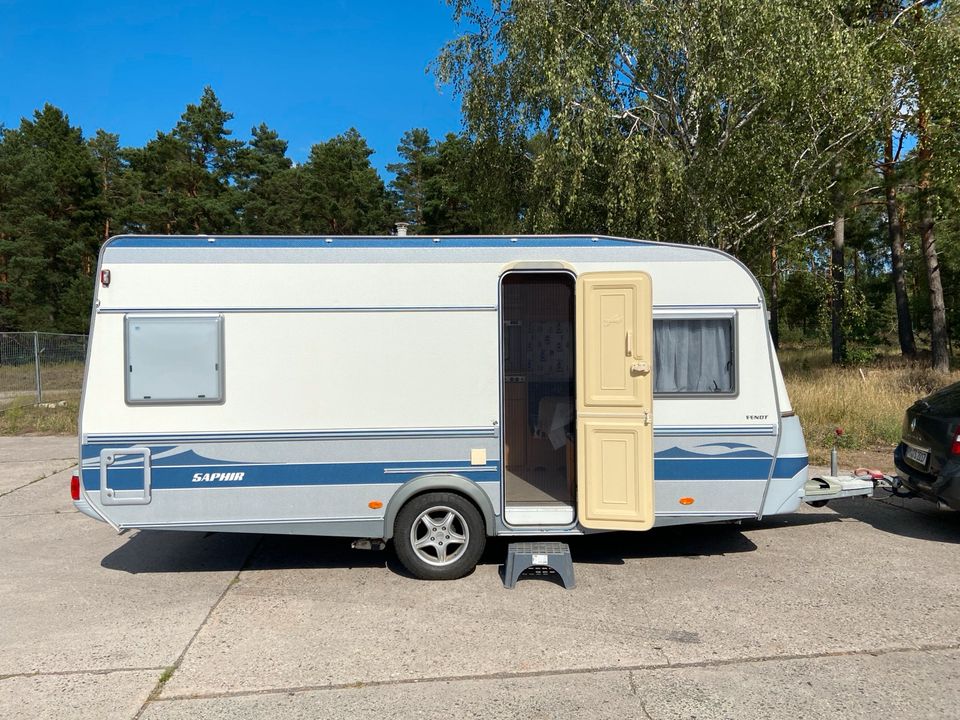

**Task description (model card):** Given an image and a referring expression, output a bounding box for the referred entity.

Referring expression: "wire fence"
[0,332,87,409]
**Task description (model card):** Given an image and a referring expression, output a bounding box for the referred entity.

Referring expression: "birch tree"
[437,0,881,254]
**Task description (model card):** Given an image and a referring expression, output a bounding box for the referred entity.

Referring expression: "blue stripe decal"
[654,458,773,481]
[107,235,649,250]
[81,443,806,490]
[83,460,501,492]
[771,456,808,479]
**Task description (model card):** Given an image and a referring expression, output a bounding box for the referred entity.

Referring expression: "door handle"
[631,360,651,375]
[626,331,633,357]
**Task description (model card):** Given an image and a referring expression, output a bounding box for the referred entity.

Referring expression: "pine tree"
[388,128,434,231]
[299,128,395,234]
[0,105,101,331]
[127,87,243,234]
[236,123,297,233]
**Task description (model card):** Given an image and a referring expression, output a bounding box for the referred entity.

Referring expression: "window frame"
[651,310,738,398]
[123,314,226,406]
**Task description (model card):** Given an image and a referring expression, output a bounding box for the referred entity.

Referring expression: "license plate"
[905,445,929,467]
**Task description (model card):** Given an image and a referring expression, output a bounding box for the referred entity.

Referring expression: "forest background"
[1,0,958,391]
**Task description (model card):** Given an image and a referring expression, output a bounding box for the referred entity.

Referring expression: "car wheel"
[393,492,486,580]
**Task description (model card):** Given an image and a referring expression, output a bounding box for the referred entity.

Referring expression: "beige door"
[576,272,654,530]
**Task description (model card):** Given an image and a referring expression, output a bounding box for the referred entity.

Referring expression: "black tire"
[393,492,486,580]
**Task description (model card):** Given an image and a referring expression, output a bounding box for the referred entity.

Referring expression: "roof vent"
[395,222,410,237]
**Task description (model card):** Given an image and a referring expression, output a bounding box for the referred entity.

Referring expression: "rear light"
[952,431,960,456]
[70,475,80,501]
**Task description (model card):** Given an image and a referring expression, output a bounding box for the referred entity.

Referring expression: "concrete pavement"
[1,437,958,719]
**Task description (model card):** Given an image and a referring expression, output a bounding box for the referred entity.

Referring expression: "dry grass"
[0,361,85,396]
[781,344,960,460]
[0,395,79,435]
[0,346,953,451]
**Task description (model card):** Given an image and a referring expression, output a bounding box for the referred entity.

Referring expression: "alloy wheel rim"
[409,505,470,567]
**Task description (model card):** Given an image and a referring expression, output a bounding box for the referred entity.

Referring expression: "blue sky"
[0,0,465,177]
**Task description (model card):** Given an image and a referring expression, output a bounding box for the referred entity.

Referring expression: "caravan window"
[124,315,224,404]
[653,317,735,395]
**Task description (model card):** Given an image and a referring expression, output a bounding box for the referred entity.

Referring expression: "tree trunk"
[884,132,916,357]
[831,172,846,365]
[917,99,950,372]
[769,242,780,350]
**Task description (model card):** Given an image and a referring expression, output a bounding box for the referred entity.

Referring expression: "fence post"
[33,331,42,404]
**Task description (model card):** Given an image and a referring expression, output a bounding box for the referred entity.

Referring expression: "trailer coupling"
[803,471,915,507]
[803,474,876,507]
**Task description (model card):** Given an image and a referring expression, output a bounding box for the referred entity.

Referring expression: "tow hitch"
[803,470,914,507]
[803,474,876,507]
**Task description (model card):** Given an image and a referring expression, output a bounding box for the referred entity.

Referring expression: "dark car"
[894,381,960,510]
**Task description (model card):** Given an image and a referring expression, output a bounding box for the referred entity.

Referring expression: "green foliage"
[236,123,297,233]
[0,90,400,331]
[439,0,881,251]
[1,3,959,347]
[387,130,530,235]
[299,128,394,234]
[0,105,102,331]
[388,128,433,229]
[125,86,244,234]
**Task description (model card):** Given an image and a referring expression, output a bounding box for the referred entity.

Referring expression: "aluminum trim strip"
[382,466,499,474]
[654,425,777,436]
[98,305,497,314]
[83,427,499,444]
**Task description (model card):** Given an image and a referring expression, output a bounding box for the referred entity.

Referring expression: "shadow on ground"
[105,505,957,580]
[826,495,960,544]
[100,519,773,579]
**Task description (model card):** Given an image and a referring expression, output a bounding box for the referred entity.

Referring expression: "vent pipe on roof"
[395,222,409,237]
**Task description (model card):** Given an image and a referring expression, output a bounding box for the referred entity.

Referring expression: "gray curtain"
[653,319,733,393]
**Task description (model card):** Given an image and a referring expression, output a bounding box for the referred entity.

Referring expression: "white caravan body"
[75,235,808,547]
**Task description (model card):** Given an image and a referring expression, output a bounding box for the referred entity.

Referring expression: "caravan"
[74,234,836,579]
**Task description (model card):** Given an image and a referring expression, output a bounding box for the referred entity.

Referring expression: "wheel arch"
[382,474,496,540]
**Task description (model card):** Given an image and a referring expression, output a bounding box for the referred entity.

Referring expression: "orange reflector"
[679,497,695,505]
[368,501,383,509]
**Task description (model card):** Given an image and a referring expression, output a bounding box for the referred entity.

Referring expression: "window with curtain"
[653,317,735,394]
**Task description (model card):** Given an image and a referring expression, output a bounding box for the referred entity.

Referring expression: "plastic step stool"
[504,541,575,589]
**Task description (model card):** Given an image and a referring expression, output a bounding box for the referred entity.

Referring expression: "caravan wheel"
[394,492,486,580]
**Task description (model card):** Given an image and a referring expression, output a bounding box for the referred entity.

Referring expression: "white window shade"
[125,316,224,403]
[653,318,734,394]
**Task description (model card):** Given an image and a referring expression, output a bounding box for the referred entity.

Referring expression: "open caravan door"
[576,272,655,530]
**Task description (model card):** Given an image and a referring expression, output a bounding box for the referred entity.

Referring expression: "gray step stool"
[504,541,575,589]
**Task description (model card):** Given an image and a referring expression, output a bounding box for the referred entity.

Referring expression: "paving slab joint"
[152,641,960,704]
[132,535,264,719]
[0,461,76,500]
